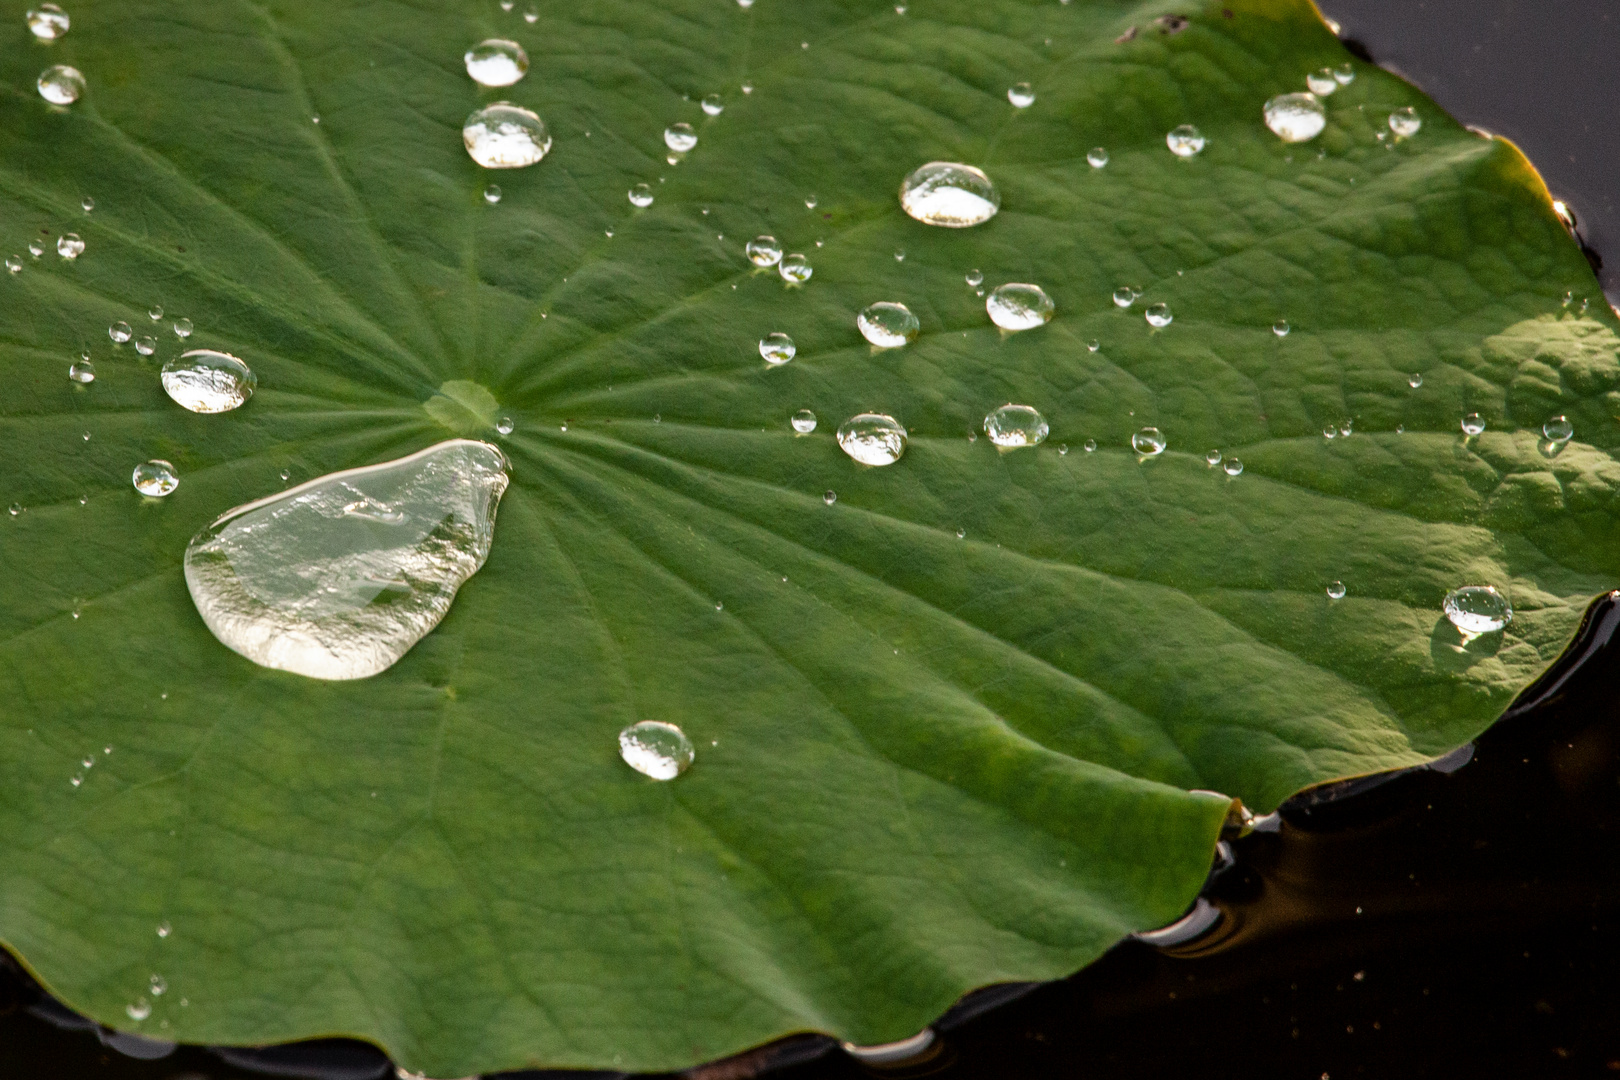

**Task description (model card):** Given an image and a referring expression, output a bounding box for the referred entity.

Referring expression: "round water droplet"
[1333,63,1355,85]
[778,253,811,283]
[1087,339,1100,352]
[1223,458,1244,476]
[81,195,94,213]
[740,81,754,94]
[1166,124,1205,157]
[524,5,538,22]
[1083,439,1097,452]
[746,235,782,267]
[7,503,19,516]
[1389,107,1421,137]
[1132,427,1166,456]
[1460,412,1485,436]
[1205,449,1222,466]
[1058,444,1068,455]
[1112,286,1138,308]
[857,301,919,348]
[463,102,551,168]
[898,162,1000,227]
[1443,585,1511,637]
[134,336,155,356]
[148,304,164,321]
[893,247,906,262]
[983,404,1048,448]
[126,999,151,1022]
[628,182,654,208]
[68,360,94,383]
[483,184,502,204]
[1264,92,1326,143]
[1322,426,1337,439]
[109,320,132,343]
[1402,372,1421,390]
[1543,415,1573,443]
[157,922,171,938]
[1007,82,1035,108]
[823,489,836,505]
[698,93,725,117]
[1305,68,1338,95]
[1144,302,1172,328]
[837,413,907,466]
[1273,319,1290,337]
[27,241,43,258]
[464,39,528,87]
[133,460,179,498]
[161,350,256,413]
[1339,420,1353,437]
[56,233,84,258]
[664,122,698,152]
[173,317,193,338]
[5,256,20,274]
[1087,147,1109,168]
[985,283,1054,331]
[37,64,84,105]
[1326,580,1346,600]
[150,974,167,996]
[759,332,795,364]
[964,269,985,288]
[499,0,513,10]
[496,416,514,435]
[27,3,69,40]
[791,409,817,433]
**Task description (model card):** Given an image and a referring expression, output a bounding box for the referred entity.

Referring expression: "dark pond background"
[5,0,1620,1076]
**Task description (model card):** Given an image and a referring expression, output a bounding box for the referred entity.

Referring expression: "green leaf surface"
[1,0,1615,1071]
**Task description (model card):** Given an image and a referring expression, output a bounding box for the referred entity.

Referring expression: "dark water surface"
[6,3,1620,1077]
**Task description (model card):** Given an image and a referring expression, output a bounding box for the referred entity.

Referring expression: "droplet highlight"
[56,233,84,259]
[746,235,783,267]
[664,122,698,152]
[1460,412,1485,436]
[778,253,812,283]
[1007,82,1035,108]
[1087,147,1109,168]
[1145,302,1173,328]
[68,359,94,383]
[1443,585,1511,638]
[1326,580,1347,600]
[1389,107,1421,137]
[161,350,256,413]
[791,409,817,434]
[109,320,132,343]
[628,182,654,208]
[1132,427,1166,456]
[26,4,69,40]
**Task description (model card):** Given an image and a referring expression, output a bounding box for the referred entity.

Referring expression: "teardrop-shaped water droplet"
[1326,580,1347,600]
[133,460,179,497]
[463,102,551,168]
[1087,147,1109,168]
[1305,68,1338,95]
[965,268,984,287]
[1543,415,1573,443]
[68,360,94,383]
[1007,82,1035,108]
[1334,63,1355,85]
[1443,585,1511,637]
[746,235,782,267]
[1409,372,1423,388]
[1265,92,1326,142]
[1112,286,1138,308]
[1132,427,1166,456]
[27,3,69,40]
[628,182,654,208]
[1273,319,1290,337]
[173,317,193,338]
[161,350,255,413]
[618,720,694,780]
[759,332,795,364]
[857,302,919,348]
[985,283,1054,331]
[37,64,84,105]
[778,253,811,283]
[109,320,132,343]
[898,162,1000,227]
[791,409,817,433]
[56,233,84,258]
[1145,303,1172,328]
[1223,458,1244,476]
[135,336,156,356]
[483,184,502,204]
[184,440,510,680]
[701,93,724,116]
[1389,107,1421,137]
[664,122,698,152]
[1460,412,1485,436]
[464,39,528,87]
[1166,124,1205,156]
[837,413,907,466]
[983,404,1048,448]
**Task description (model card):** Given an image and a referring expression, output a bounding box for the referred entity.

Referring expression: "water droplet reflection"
[1132,427,1166,455]
[27,4,69,40]
[759,332,795,364]
[1166,124,1205,157]
[791,409,816,433]
[1443,585,1511,639]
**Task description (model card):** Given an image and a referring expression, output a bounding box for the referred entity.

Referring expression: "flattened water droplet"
[1326,580,1347,600]
[619,720,694,780]
[1223,458,1243,476]
[464,39,528,87]
[483,184,502,204]
[27,4,69,40]
[56,233,84,258]
[1443,585,1511,638]
[109,320,132,343]
[133,460,179,498]
[664,122,698,152]
[759,332,795,364]
[161,350,255,413]
[985,283,1054,331]
[173,317,193,338]
[1007,82,1035,108]
[837,413,907,466]
[898,162,1000,227]
[184,440,510,680]
[1166,124,1205,156]
[746,235,782,267]
[463,102,551,168]
[791,409,817,433]
[1460,412,1485,436]
[1264,92,1325,143]
[1273,319,1290,337]
[1132,427,1166,455]
[1389,106,1421,137]
[1144,302,1172,328]
[983,404,1048,448]
[857,301,919,348]
[1543,415,1573,443]
[701,93,724,116]
[1087,147,1109,168]
[136,336,156,356]
[68,360,95,383]
[628,182,654,208]
[1409,372,1423,388]
[1112,286,1138,308]
[37,64,84,105]
[1305,68,1338,95]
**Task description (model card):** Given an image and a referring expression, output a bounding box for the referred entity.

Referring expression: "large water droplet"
[1166,124,1205,157]
[664,122,698,152]
[1087,147,1109,168]
[1145,302,1172,328]
[26,3,69,39]
[1113,286,1139,308]
[898,162,1000,227]
[778,253,812,283]
[628,182,654,208]
[983,404,1048,448]
[1543,415,1573,443]
[463,102,551,168]
[161,350,256,413]
[1007,82,1035,108]
[837,413,907,466]
[985,283,1054,331]
[1389,107,1421,137]
[857,301,919,348]
[183,440,509,680]
[759,332,795,364]
[1305,68,1338,95]
[618,720,694,780]
[1264,92,1326,143]
[1460,412,1485,436]
[746,235,782,267]
[701,93,724,116]
[133,460,179,498]
[464,39,528,87]
[1132,427,1166,455]
[56,233,84,258]
[1326,580,1346,600]
[173,317,193,338]
[68,359,94,383]
[37,64,84,105]
[1443,585,1511,638]
[791,409,817,433]
[109,320,132,343]
[1223,457,1244,476]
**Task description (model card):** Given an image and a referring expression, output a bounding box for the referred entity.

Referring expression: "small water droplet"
[1339,420,1353,437]
[26,4,69,40]
[1166,124,1205,157]
[983,404,1048,448]
[652,414,661,424]
[161,350,255,413]
[896,3,906,12]
[148,304,164,321]
[7,503,20,516]
[619,720,694,780]
[893,247,906,262]
[494,416,514,436]
[857,301,919,348]
[463,102,551,168]
[700,93,724,116]
[1460,412,1485,436]
[1132,427,1166,456]
[664,122,698,152]
[56,232,84,258]
[1144,302,1172,328]
[955,527,965,539]
[1112,286,1139,308]
[741,81,754,94]
[1323,426,1337,439]
[279,469,291,481]
[126,999,150,1022]
[5,256,20,274]
[898,162,1000,227]
[68,360,95,383]
[133,459,179,497]
[1264,93,1326,142]
[1543,415,1573,443]
[157,922,171,938]
[1443,585,1511,638]
[986,283,1054,331]
[1087,147,1109,168]
[135,335,156,356]
[1334,63,1356,85]
[627,182,654,208]
[28,241,43,258]
[1389,107,1421,137]
[964,269,984,288]
[150,974,167,996]
[500,0,514,10]
[1083,439,1097,452]
[173,317,193,338]
[1326,580,1346,600]
[1273,319,1290,337]
[837,413,908,466]
[1058,444,1068,455]
[81,195,94,213]
[37,64,85,105]
[1305,68,1338,96]
[791,409,817,433]
[778,253,811,283]
[745,235,783,267]
[483,184,503,204]
[82,755,93,768]
[759,332,795,365]
[70,773,82,786]
[109,320,132,343]
[1087,339,1100,352]
[823,489,836,505]
[464,39,528,87]
[1205,449,1222,466]
[1223,458,1244,476]
[523,4,538,22]
[1408,372,1423,388]
[1007,82,1035,108]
